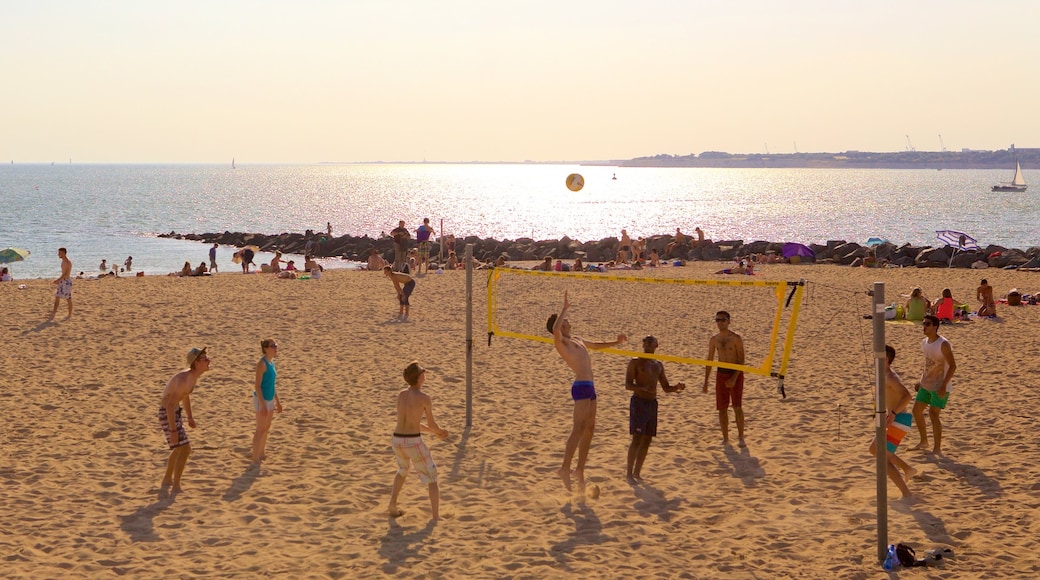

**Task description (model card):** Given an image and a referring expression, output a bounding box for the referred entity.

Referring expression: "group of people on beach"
[158,339,283,495]
[870,316,956,499]
[903,279,997,321]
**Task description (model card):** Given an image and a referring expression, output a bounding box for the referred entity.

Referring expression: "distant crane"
[938,134,946,152]
[905,135,916,152]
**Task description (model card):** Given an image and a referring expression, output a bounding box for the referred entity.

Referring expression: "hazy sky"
[4,1,1038,163]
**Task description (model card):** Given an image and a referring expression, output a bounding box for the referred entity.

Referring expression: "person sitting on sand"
[933,288,958,322]
[193,262,208,276]
[905,287,931,321]
[649,248,661,267]
[0,267,11,282]
[573,257,584,272]
[365,249,386,271]
[537,256,552,271]
[445,251,458,270]
[284,260,297,272]
[179,261,192,277]
[977,279,996,317]
[306,255,324,273]
[496,255,508,268]
[715,260,748,275]
[387,361,449,521]
[268,251,283,273]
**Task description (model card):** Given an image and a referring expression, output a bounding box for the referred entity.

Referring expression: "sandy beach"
[1,262,1038,578]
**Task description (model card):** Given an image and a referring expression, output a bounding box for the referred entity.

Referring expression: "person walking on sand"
[388,361,449,521]
[911,315,956,454]
[159,347,210,494]
[252,339,283,464]
[548,290,627,491]
[50,247,73,319]
[977,278,996,317]
[384,265,415,321]
[209,243,219,273]
[704,311,747,446]
[625,336,685,481]
[869,345,917,499]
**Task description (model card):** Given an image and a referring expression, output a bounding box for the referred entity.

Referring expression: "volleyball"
[566,173,584,192]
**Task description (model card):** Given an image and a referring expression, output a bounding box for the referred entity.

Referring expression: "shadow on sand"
[378,519,436,574]
[720,444,767,486]
[221,464,261,502]
[118,495,175,543]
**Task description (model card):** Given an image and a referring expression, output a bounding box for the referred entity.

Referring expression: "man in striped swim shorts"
[869,345,917,499]
[158,347,210,495]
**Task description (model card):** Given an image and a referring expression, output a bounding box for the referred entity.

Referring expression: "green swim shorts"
[915,388,949,409]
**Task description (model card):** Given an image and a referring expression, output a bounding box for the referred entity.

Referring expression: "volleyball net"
[486,268,805,394]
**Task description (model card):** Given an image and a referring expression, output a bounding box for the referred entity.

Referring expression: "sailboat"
[992,159,1027,192]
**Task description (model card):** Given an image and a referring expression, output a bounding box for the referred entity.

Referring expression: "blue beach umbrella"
[865,237,888,246]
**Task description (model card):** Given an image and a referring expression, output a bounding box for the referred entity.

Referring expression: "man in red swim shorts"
[703,311,747,447]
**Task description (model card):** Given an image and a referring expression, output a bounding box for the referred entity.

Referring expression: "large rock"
[915,247,950,268]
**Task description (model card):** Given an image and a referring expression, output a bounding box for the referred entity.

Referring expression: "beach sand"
[1,263,1038,578]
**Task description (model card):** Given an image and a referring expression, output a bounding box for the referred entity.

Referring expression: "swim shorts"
[400,280,416,305]
[885,412,913,453]
[158,405,189,449]
[629,396,658,436]
[391,434,438,483]
[915,388,949,409]
[571,380,597,401]
[715,369,744,411]
[253,393,276,413]
[418,241,430,259]
[55,278,73,299]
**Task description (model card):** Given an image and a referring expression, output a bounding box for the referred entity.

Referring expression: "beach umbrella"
[936,230,978,251]
[0,247,30,273]
[781,242,814,259]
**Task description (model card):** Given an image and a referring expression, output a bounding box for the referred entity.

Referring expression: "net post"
[465,243,474,428]
[872,282,888,563]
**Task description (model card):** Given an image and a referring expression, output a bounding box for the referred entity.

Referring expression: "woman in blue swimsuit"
[252,338,283,464]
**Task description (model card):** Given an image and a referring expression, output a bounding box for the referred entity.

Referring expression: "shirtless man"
[367,248,387,271]
[625,336,685,481]
[703,311,747,446]
[159,347,210,494]
[976,278,996,317]
[617,229,633,263]
[869,345,916,498]
[384,265,416,320]
[50,247,73,319]
[388,361,449,521]
[911,315,956,454]
[549,290,627,491]
[664,228,685,257]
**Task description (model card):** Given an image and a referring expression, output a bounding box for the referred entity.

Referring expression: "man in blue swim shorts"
[384,265,416,321]
[625,336,685,481]
[548,290,627,492]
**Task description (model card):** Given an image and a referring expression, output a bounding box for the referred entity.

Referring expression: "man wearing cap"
[158,347,210,495]
[548,290,627,492]
[625,335,685,481]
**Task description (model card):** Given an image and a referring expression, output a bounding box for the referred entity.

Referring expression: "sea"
[0,163,1033,280]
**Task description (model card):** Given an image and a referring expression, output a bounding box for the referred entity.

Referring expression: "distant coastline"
[607,148,1039,170]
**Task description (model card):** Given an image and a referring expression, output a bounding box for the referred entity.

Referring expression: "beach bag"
[896,543,927,567]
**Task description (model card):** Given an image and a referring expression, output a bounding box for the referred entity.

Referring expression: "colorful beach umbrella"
[936,230,978,251]
[0,247,30,264]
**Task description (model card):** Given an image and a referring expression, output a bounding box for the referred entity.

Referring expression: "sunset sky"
[4,1,1038,163]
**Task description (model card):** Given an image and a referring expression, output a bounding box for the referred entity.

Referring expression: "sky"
[3,1,1039,163]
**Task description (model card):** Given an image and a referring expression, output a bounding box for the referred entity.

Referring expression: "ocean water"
[0,163,1033,279]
